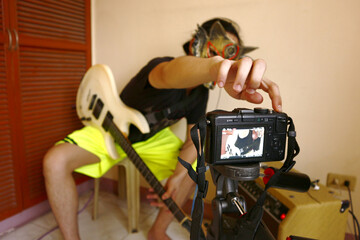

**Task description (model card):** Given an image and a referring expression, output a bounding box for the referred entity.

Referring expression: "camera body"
[205,108,288,165]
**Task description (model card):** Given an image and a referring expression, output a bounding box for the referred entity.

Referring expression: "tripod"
[206,163,275,240]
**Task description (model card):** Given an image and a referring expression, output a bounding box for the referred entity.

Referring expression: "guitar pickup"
[92,98,104,120]
[88,94,97,110]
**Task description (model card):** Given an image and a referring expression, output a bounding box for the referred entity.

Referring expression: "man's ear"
[242,46,258,55]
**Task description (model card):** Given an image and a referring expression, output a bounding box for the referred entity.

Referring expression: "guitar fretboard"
[107,121,190,229]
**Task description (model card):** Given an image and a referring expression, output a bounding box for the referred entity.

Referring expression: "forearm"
[149,55,221,89]
[173,136,197,178]
[171,123,199,179]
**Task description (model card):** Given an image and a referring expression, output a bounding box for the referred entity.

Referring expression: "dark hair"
[183,17,243,55]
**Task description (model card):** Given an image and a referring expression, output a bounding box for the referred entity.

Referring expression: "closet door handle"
[12,29,19,50]
[7,29,12,50]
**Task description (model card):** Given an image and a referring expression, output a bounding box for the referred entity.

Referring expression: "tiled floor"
[2,191,354,240]
[1,191,190,240]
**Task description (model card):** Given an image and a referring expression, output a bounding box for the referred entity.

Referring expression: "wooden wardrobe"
[0,0,91,221]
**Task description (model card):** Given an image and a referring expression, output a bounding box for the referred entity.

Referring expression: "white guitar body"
[76,64,150,159]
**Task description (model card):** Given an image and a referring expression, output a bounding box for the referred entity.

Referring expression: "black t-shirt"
[120,57,209,142]
[234,131,261,155]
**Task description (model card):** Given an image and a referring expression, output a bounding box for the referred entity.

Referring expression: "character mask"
[189,20,257,89]
[190,21,241,60]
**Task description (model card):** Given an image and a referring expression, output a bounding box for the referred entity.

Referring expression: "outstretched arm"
[149,55,282,112]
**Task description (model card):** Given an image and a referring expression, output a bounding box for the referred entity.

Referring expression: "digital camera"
[205,108,288,165]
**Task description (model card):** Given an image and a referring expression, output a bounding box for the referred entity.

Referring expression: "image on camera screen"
[221,127,265,159]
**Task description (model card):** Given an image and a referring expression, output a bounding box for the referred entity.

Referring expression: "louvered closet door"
[0,0,23,221]
[14,0,91,207]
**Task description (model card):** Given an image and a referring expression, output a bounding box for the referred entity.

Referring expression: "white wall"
[92,0,360,234]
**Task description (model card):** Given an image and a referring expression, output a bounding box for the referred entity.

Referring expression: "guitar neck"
[107,121,190,228]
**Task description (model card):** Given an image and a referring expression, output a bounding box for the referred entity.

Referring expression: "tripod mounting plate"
[212,163,260,181]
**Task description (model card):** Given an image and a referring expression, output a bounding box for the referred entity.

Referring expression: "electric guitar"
[76,64,193,232]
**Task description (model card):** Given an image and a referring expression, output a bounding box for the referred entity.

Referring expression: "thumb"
[162,192,170,200]
[162,187,175,200]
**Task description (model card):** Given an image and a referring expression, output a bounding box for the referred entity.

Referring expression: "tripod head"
[206,163,275,240]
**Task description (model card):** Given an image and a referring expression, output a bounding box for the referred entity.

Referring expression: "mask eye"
[206,41,221,58]
[226,45,236,56]
[209,49,218,57]
[223,44,240,60]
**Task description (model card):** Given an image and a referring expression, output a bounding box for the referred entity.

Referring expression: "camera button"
[254,108,269,114]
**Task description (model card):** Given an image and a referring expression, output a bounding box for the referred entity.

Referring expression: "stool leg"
[125,161,140,233]
[92,178,100,220]
[118,166,126,201]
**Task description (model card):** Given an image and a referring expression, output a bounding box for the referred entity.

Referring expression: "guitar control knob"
[81,117,91,121]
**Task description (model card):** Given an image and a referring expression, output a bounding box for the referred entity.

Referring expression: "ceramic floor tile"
[31,210,59,231]
[121,232,147,240]
[1,191,191,240]
[37,228,63,240]
[167,220,190,240]
[125,208,189,240]
[79,209,128,239]
[0,222,49,240]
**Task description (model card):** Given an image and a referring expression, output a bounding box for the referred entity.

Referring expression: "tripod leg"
[207,197,223,240]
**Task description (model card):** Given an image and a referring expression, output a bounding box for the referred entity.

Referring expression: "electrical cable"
[191,185,198,216]
[349,210,360,240]
[215,87,222,109]
[346,185,359,240]
[36,191,94,240]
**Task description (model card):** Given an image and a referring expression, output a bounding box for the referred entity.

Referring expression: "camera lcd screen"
[220,127,265,159]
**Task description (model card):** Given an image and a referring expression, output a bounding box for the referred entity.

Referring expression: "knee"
[43,145,72,179]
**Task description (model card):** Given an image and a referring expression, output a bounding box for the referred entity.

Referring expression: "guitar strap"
[178,116,300,240]
[178,115,208,240]
[144,87,204,127]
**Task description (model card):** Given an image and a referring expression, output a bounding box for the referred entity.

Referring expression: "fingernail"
[218,82,224,88]
[278,105,282,112]
[234,85,242,92]
[246,89,255,94]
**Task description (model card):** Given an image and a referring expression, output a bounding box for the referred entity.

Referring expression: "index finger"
[260,78,282,112]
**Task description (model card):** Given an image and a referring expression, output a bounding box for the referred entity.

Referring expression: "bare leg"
[147,175,196,240]
[43,143,100,240]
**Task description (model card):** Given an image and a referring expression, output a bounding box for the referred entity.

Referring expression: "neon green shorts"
[57,126,187,180]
